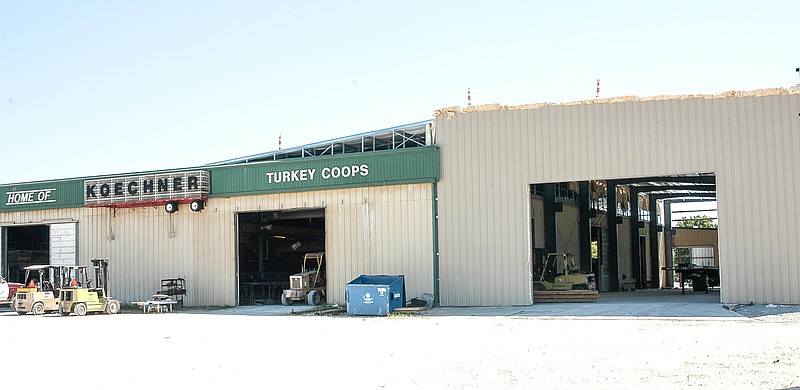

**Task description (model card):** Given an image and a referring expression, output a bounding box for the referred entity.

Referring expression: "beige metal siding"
[617,218,632,286]
[531,197,544,249]
[715,95,800,304]
[1,183,434,306]
[436,92,800,305]
[558,203,581,261]
[673,228,719,266]
[437,112,532,306]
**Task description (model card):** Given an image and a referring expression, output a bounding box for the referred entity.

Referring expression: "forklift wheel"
[75,303,88,316]
[280,294,292,306]
[307,290,322,306]
[32,302,45,315]
[105,300,120,315]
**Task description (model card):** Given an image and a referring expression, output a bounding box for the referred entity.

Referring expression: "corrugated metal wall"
[225,183,434,305]
[673,228,719,266]
[617,218,633,284]
[558,203,581,261]
[436,92,800,305]
[1,183,434,306]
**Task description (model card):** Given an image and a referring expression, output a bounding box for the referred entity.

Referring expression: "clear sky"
[2,1,799,184]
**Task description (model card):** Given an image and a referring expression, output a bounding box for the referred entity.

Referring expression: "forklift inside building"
[531,174,718,297]
[236,208,326,305]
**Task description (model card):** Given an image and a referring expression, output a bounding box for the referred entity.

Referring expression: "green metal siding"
[1,180,84,212]
[209,147,439,197]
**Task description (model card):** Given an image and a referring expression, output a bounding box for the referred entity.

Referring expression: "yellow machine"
[13,265,63,315]
[58,258,120,316]
[281,252,325,306]
[533,252,596,291]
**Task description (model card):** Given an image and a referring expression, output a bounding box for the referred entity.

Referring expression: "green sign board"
[209,147,439,197]
[1,180,85,212]
[0,147,440,212]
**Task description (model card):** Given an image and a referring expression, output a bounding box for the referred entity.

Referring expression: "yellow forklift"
[13,265,63,315]
[58,258,121,316]
[281,252,325,306]
[533,252,597,291]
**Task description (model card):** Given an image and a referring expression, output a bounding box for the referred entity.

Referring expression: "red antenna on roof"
[596,79,600,98]
[278,133,282,150]
[467,88,472,106]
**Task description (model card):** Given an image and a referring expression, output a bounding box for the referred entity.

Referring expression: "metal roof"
[205,120,432,166]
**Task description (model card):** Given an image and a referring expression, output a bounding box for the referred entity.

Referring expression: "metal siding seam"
[743,97,759,302]
[760,97,779,301]
[456,112,467,306]
[499,111,511,305]
[751,97,768,303]
[504,113,514,304]
[773,97,790,302]
[787,95,800,303]
[489,110,499,304]
[462,113,473,306]
[451,113,463,305]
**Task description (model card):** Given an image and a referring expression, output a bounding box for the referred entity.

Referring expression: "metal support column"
[606,180,620,292]
[649,195,660,288]
[542,184,560,255]
[630,189,641,289]
[258,233,266,274]
[579,181,592,272]
[663,200,674,288]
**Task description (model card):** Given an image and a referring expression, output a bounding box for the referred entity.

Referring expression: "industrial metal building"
[1,122,439,307]
[435,88,800,306]
[2,88,799,307]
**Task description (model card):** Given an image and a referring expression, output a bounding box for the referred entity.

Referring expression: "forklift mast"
[91,258,110,294]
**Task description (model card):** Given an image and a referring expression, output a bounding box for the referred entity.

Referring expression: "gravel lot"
[2,303,799,389]
[729,303,800,323]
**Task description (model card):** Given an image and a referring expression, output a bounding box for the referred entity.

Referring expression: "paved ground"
[203,289,751,318]
[2,289,799,389]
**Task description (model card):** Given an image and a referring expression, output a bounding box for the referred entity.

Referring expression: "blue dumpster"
[345,275,405,316]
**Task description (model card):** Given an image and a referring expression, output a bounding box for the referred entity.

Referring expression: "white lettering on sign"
[321,164,369,179]
[265,168,316,184]
[5,188,56,206]
[363,292,373,305]
[266,164,369,184]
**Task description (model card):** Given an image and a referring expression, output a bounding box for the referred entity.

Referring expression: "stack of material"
[132,294,178,313]
[533,290,599,303]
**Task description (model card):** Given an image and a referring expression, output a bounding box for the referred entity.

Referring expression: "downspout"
[431,182,440,306]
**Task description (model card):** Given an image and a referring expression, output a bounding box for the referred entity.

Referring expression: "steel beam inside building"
[579,181,592,273]
[606,180,619,292]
